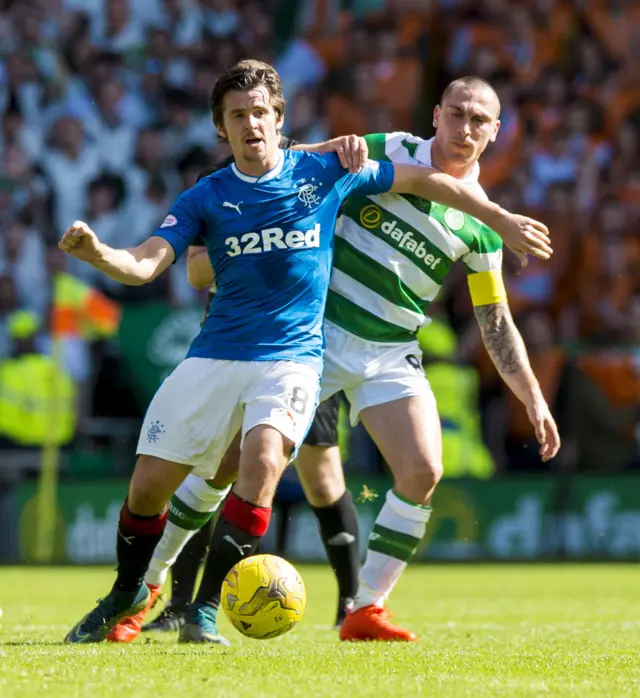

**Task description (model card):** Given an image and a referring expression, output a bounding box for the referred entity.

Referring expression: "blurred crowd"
[0,0,638,475]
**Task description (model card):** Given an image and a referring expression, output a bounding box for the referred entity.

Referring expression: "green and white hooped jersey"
[325,132,504,344]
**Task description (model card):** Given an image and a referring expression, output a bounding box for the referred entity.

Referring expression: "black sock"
[194,492,271,609]
[171,516,216,608]
[114,501,168,593]
[312,490,360,606]
[194,517,262,609]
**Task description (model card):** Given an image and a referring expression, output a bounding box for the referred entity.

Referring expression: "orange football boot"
[339,605,417,642]
[107,583,162,643]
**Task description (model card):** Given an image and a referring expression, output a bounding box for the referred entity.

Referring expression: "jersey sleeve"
[462,225,507,306]
[335,158,395,199]
[153,186,207,261]
[363,133,389,161]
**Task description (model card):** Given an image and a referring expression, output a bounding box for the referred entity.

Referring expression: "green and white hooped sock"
[353,489,432,610]
[144,475,231,587]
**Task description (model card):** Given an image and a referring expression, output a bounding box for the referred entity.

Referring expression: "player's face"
[433,86,500,166]
[218,87,284,165]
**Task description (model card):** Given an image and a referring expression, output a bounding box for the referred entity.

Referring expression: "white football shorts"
[320,321,432,425]
[137,357,320,479]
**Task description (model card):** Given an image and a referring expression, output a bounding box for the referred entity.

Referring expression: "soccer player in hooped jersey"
[331,79,559,641]
[59,61,553,644]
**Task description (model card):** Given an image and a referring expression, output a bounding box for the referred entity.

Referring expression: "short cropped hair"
[441,76,501,117]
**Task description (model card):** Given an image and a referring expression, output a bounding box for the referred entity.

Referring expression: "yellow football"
[221,554,306,640]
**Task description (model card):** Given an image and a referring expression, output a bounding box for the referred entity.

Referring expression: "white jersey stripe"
[464,250,503,272]
[336,217,442,302]
[330,269,424,331]
[325,132,503,344]
[367,194,471,260]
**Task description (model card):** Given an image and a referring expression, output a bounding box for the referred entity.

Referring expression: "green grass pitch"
[1,565,639,697]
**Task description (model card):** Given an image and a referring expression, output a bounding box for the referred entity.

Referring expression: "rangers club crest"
[294,178,322,209]
[146,420,166,443]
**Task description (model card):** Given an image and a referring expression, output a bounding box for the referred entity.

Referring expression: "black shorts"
[303,393,340,447]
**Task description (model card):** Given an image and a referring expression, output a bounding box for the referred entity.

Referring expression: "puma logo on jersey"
[381,220,442,270]
[223,201,242,214]
[225,224,320,256]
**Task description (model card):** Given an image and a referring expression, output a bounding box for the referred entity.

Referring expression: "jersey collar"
[415,136,481,185]
[231,149,285,184]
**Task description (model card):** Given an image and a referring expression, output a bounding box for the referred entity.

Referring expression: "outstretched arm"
[391,165,553,262]
[186,245,215,290]
[474,300,560,461]
[59,221,175,285]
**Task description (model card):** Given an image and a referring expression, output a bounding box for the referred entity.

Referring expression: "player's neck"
[431,140,477,180]
[234,148,281,178]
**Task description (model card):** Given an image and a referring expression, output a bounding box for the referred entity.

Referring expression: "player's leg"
[145,438,239,610]
[340,393,440,642]
[108,435,241,641]
[64,454,190,643]
[161,518,216,624]
[180,425,292,643]
[64,357,243,644]
[181,362,320,644]
[296,395,360,626]
[338,345,441,642]
[144,436,241,633]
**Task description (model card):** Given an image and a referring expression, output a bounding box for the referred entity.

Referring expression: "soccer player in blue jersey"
[60,60,551,644]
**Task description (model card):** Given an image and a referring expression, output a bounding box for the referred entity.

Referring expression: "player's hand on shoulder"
[59,220,103,263]
[324,135,369,174]
[496,213,553,267]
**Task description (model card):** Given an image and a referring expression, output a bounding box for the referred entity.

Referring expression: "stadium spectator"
[0,0,636,475]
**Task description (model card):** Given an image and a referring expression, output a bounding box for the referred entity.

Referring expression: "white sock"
[354,489,432,610]
[145,474,231,587]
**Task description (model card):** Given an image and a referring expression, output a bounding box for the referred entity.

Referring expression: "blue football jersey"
[154,149,394,372]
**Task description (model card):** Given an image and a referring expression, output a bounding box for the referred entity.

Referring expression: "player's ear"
[275,110,284,133]
[216,124,228,141]
[433,105,441,129]
[489,119,500,143]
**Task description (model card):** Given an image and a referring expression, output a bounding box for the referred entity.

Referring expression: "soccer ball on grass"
[221,554,306,639]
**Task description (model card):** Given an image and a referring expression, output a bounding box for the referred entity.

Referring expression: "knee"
[236,426,290,505]
[254,451,283,485]
[128,456,175,515]
[303,473,344,508]
[128,486,167,517]
[394,455,443,504]
[235,451,284,505]
[297,446,345,507]
[214,444,240,488]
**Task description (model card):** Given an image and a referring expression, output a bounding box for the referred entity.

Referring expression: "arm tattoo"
[474,302,525,375]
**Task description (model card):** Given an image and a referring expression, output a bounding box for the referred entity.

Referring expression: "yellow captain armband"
[467,270,507,306]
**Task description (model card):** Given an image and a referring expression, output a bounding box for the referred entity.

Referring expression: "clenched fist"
[59,221,104,264]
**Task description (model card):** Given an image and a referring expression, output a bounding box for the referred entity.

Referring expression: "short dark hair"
[441,76,501,117]
[209,59,286,133]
